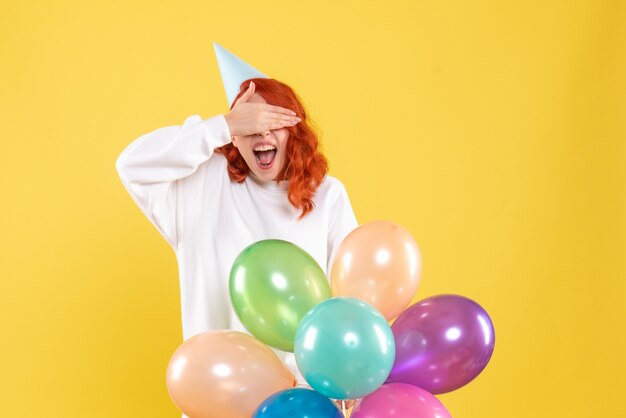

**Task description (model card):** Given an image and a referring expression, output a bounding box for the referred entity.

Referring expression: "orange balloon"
[330,220,422,320]
[166,330,296,418]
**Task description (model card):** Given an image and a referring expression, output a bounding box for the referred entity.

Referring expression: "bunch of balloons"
[165,220,495,418]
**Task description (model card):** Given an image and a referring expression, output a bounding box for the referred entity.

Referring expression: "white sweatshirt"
[115,113,359,395]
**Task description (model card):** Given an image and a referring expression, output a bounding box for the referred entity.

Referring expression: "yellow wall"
[1,1,624,417]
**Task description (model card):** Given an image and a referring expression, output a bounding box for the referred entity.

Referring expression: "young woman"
[115,78,359,392]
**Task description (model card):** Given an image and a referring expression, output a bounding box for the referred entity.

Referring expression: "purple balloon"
[386,294,495,394]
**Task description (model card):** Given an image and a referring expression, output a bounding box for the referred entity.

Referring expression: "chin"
[251,169,272,181]
[251,163,282,182]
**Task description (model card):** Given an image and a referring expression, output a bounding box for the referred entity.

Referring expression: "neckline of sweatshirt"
[247,171,290,194]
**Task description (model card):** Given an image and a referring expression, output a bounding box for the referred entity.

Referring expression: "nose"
[256,130,271,136]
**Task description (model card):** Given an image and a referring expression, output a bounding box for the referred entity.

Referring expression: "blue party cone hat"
[213,42,269,108]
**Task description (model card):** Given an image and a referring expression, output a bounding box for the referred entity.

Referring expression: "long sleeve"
[115,114,231,252]
[326,181,359,276]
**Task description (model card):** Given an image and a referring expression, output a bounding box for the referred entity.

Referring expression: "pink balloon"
[351,383,452,418]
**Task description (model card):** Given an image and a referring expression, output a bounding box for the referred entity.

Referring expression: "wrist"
[223,113,232,132]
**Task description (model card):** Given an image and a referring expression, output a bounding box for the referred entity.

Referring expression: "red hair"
[214,78,329,220]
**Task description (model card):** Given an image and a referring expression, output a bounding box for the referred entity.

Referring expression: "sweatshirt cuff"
[201,114,232,146]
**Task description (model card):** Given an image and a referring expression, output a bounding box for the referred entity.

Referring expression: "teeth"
[253,144,276,152]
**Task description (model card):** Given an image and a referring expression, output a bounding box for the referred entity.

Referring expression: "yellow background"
[1,1,624,417]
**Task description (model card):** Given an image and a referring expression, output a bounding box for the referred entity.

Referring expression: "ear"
[231,136,238,148]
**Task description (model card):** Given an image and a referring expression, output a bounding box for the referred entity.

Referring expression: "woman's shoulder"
[316,174,349,201]
[205,150,229,172]
[189,150,228,190]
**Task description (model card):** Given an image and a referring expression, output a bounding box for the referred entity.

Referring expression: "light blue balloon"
[294,297,395,400]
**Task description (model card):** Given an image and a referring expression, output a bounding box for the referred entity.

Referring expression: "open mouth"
[253,148,277,170]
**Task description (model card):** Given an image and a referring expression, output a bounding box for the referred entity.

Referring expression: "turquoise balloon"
[294,298,395,400]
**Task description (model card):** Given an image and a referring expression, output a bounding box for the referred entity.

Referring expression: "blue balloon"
[294,297,395,399]
[252,388,342,418]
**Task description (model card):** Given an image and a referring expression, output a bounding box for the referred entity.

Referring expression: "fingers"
[273,113,301,123]
[237,81,255,104]
[267,119,297,130]
[265,103,298,116]
[257,111,301,131]
[269,114,301,130]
